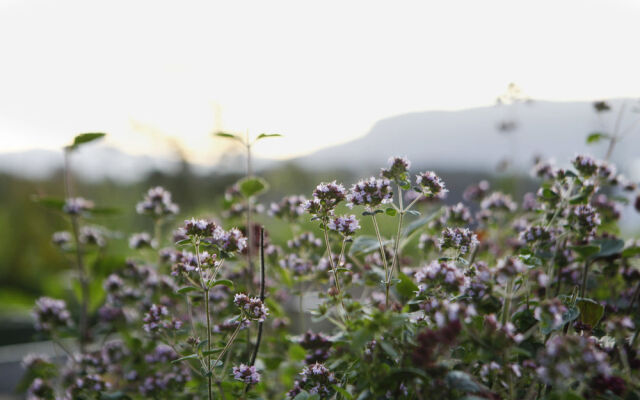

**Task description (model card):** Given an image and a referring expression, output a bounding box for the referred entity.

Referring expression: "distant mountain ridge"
[1,99,639,182]
[294,99,640,177]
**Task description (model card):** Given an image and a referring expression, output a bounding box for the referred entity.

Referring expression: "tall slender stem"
[70,214,89,351]
[580,261,591,299]
[194,240,212,400]
[502,278,514,326]
[249,228,266,367]
[371,214,390,306]
[321,221,348,318]
[387,188,405,303]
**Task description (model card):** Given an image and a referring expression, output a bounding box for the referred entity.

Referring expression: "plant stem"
[194,240,212,400]
[387,187,405,304]
[249,228,266,367]
[502,277,514,326]
[321,220,348,319]
[580,261,591,299]
[370,214,390,307]
[70,214,89,351]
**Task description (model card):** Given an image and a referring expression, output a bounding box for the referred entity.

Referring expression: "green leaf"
[541,188,559,200]
[405,209,421,216]
[570,244,601,259]
[201,348,223,356]
[394,272,418,301]
[177,286,199,294]
[385,207,397,217]
[67,132,106,150]
[214,132,244,143]
[379,341,399,361]
[100,392,132,400]
[445,371,483,393]
[332,385,353,400]
[171,354,199,364]
[31,196,66,209]
[622,246,640,258]
[197,340,209,353]
[590,238,624,259]
[401,210,441,238]
[209,279,234,289]
[577,298,604,327]
[586,132,610,144]
[348,236,390,256]
[238,176,269,198]
[256,133,282,140]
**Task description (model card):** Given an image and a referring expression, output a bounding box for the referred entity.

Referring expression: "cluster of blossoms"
[420,298,477,327]
[67,374,110,398]
[534,299,568,331]
[415,171,448,198]
[129,232,154,249]
[63,197,94,215]
[328,214,361,237]
[519,225,553,244]
[592,194,622,221]
[440,202,473,226]
[233,293,269,322]
[288,363,337,399]
[536,335,611,387]
[571,154,618,181]
[287,232,322,249]
[495,257,526,283]
[181,219,247,253]
[232,364,261,385]
[33,297,72,332]
[415,260,470,294]
[213,318,251,333]
[279,254,314,276]
[299,330,332,364]
[346,177,393,208]
[142,304,182,334]
[268,195,307,220]
[480,192,517,212]
[439,227,479,255]
[570,204,601,235]
[463,179,490,202]
[380,156,411,182]
[138,367,190,397]
[79,226,106,247]
[52,231,72,248]
[26,377,54,400]
[303,181,347,217]
[135,186,179,216]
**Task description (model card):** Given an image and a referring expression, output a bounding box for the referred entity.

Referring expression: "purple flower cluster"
[136,186,179,217]
[287,232,322,249]
[269,195,308,220]
[346,177,393,208]
[439,227,479,255]
[463,180,490,202]
[480,192,517,212]
[415,171,448,198]
[280,254,313,276]
[519,225,552,244]
[33,297,71,332]
[129,232,154,249]
[299,330,332,364]
[380,156,411,183]
[142,304,182,334]
[303,181,347,217]
[415,261,469,294]
[232,364,261,385]
[63,197,94,215]
[234,293,269,322]
[328,214,361,237]
[571,204,601,235]
[26,377,54,400]
[288,363,337,399]
[79,226,106,247]
[183,218,217,237]
[52,231,72,248]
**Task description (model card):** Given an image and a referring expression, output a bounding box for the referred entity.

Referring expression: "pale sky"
[1,0,639,163]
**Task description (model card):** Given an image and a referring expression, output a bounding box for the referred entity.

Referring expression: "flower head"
[232,364,261,385]
[328,215,361,237]
[136,186,179,217]
[380,156,411,183]
[416,171,448,198]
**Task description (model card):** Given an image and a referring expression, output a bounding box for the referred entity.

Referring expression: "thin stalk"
[249,228,266,367]
[386,187,405,303]
[502,278,514,326]
[321,221,348,318]
[245,137,255,291]
[70,215,89,351]
[213,321,243,374]
[580,261,591,299]
[194,240,212,400]
[370,214,390,306]
[605,102,626,161]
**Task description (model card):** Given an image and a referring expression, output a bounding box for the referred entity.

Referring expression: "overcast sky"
[1,0,639,163]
